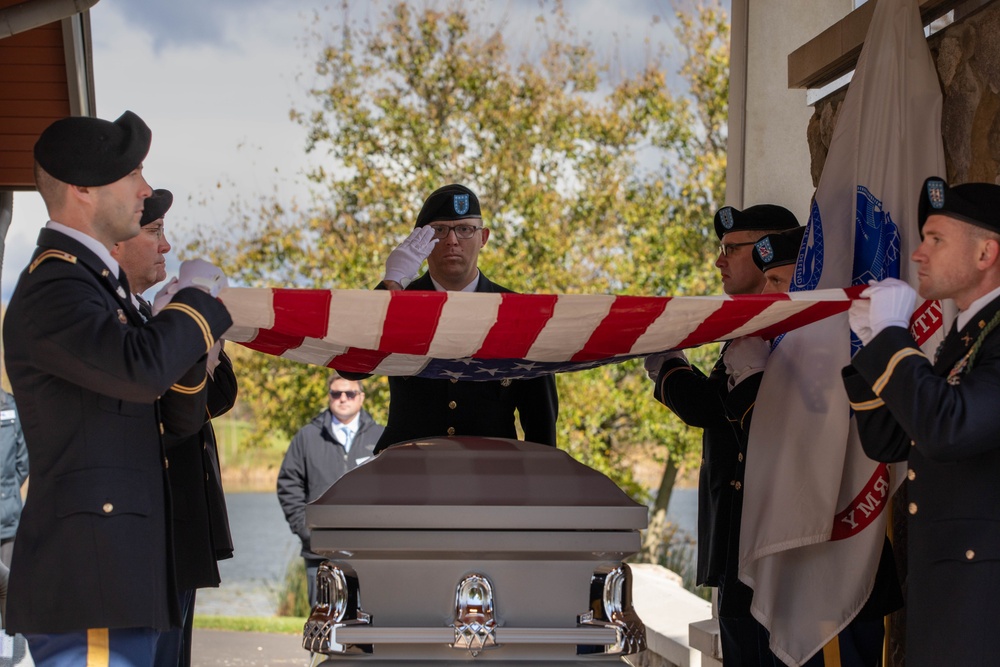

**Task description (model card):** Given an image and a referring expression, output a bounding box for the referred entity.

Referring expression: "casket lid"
[306,437,648,531]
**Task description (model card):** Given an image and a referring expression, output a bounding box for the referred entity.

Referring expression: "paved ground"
[191,629,311,666]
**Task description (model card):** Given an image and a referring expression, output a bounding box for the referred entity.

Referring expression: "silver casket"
[303,437,649,665]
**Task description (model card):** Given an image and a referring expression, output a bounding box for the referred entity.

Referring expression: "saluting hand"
[384,226,439,285]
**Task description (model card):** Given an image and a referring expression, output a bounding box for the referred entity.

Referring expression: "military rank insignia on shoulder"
[29,249,77,274]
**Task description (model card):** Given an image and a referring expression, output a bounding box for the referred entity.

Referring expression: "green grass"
[193,614,307,634]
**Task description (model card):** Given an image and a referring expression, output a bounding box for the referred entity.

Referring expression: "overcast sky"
[4,0,703,300]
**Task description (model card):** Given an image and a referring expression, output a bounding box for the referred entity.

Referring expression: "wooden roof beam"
[788,0,968,90]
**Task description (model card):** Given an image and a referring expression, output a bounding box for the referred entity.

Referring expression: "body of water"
[196,487,699,616]
[196,492,299,616]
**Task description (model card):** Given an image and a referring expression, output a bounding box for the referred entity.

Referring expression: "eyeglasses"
[143,224,165,240]
[718,241,756,257]
[428,223,482,240]
[329,390,360,400]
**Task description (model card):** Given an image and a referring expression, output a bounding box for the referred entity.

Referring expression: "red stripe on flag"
[328,347,392,374]
[675,294,786,348]
[241,327,300,356]
[571,296,671,361]
[754,301,850,340]
[475,293,559,358]
[272,288,332,339]
[830,464,891,540]
[379,291,448,355]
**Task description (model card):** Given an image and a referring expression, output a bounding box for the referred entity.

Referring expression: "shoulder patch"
[29,250,77,274]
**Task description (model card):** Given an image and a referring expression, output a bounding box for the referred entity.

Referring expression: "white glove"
[151,277,179,316]
[848,298,874,345]
[863,278,916,339]
[644,350,688,382]
[385,226,438,284]
[175,258,228,297]
[150,260,228,316]
[723,336,770,389]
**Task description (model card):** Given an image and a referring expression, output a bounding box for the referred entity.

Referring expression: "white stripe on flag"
[283,337,345,367]
[218,287,273,342]
[326,289,392,349]
[368,353,432,376]
[630,296,729,354]
[527,294,616,361]
[425,291,502,358]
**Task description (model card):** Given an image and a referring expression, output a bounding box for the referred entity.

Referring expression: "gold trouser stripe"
[872,348,925,394]
[86,628,110,667]
[171,376,207,395]
[849,396,885,411]
[822,634,842,667]
[161,301,213,352]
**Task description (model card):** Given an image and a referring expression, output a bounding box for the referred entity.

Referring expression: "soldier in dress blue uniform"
[341,184,558,453]
[3,111,232,666]
[111,189,238,667]
[643,204,799,667]
[843,177,1000,667]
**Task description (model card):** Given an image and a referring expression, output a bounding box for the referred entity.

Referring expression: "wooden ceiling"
[0,0,95,191]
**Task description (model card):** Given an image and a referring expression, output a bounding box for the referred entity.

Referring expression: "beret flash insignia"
[927,179,946,209]
[719,207,735,230]
[453,193,470,216]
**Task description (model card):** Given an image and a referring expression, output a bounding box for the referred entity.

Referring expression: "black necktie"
[934,319,959,364]
[136,294,153,321]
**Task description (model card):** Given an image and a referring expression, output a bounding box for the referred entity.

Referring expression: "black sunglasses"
[329,390,360,399]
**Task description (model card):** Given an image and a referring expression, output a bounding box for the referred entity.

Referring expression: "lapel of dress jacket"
[35,228,145,326]
[932,296,1000,375]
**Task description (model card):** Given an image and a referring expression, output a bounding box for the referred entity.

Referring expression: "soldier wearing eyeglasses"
[343,183,559,454]
[277,372,384,606]
[643,204,798,666]
[105,189,241,666]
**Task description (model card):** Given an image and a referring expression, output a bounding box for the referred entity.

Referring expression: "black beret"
[918,176,1000,234]
[414,184,482,228]
[714,204,799,239]
[752,226,807,273]
[34,110,151,187]
[140,188,173,226]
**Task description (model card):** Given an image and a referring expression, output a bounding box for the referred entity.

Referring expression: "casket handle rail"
[303,564,644,658]
[450,573,499,656]
[576,564,647,656]
[302,561,373,656]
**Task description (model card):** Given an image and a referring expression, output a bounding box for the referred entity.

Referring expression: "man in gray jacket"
[277,372,384,606]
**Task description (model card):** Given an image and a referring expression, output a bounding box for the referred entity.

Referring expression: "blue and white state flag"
[739,0,947,663]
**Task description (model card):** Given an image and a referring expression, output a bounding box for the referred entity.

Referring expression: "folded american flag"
[219,286,861,380]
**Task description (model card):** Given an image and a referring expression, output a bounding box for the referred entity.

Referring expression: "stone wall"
[808,0,1000,187]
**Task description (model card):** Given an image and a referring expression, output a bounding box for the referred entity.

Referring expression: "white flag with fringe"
[738,0,946,664]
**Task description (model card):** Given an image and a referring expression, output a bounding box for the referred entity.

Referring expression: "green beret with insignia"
[714,204,799,240]
[752,226,806,273]
[918,176,1000,234]
[414,184,482,228]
